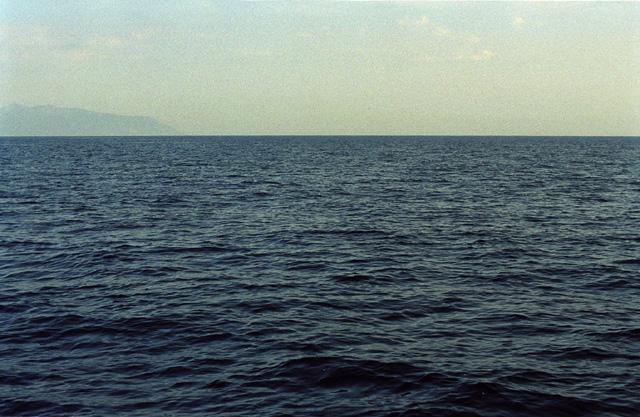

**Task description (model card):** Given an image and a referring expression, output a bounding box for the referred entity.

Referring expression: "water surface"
[1,136,639,416]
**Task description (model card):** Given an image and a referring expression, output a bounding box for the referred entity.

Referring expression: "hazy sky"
[1,1,639,135]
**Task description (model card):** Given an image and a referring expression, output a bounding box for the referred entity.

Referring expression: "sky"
[1,0,639,136]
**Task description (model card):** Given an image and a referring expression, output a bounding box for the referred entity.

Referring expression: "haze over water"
[1,136,639,416]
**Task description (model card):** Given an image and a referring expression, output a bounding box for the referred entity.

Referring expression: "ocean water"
[1,136,639,417]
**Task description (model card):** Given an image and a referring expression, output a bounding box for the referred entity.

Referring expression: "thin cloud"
[398,15,480,44]
[1,24,159,63]
[433,24,451,37]
[298,32,315,39]
[513,16,526,28]
[239,47,274,58]
[470,49,496,61]
[397,15,430,28]
[396,15,492,63]
[454,49,496,62]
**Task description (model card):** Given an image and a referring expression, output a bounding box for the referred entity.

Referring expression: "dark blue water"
[1,136,639,417]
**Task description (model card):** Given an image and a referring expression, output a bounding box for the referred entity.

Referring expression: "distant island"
[0,104,178,136]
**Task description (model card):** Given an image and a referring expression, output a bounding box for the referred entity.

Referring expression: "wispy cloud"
[397,15,481,44]
[397,15,430,28]
[396,15,493,63]
[69,30,157,62]
[0,24,158,63]
[239,47,274,58]
[298,32,315,39]
[0,24,54,49]
[471,49,496,61]
[513,16,526,28]
[457,49,496,62]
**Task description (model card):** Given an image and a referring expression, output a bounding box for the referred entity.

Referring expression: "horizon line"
[1,134,639,139]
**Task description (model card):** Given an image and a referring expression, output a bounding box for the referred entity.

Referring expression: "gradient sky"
[1,0,639,135]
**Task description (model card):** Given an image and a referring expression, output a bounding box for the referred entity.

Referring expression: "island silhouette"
[0,104,177,136]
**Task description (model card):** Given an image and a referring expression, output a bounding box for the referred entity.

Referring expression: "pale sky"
[1,0,639,135]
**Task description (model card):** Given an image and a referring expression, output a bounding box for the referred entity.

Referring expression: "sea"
[1,136,639,417]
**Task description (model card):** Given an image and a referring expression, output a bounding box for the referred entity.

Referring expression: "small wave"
[1,400,84,416]
[586,328,640,341]
[584,278,633,290]
[286,262,327,271]
[531,346,639,361]
[181,332,234,343]
[149,245,236,254]
[614,258,640,265]
[257,356,430,391]
[205,379,231,389]
[304,229,394,237]
[332,274,385,283]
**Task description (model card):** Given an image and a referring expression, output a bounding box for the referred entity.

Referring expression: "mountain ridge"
[0,104,178,136]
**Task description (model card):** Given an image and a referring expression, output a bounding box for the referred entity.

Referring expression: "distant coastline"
[0,104,178,136]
